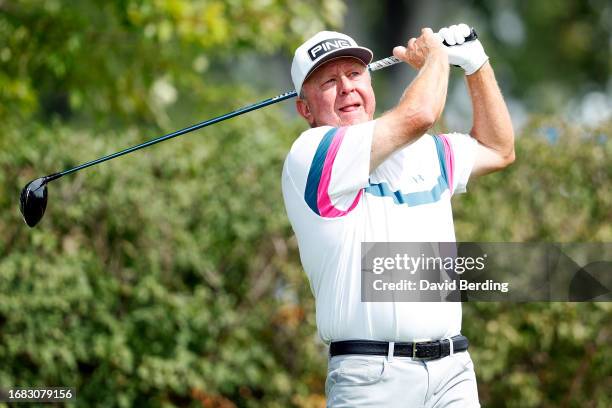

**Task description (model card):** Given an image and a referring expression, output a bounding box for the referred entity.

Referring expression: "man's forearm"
[372,50,449,171]
[401,50,449,125]
[466,62,515,159]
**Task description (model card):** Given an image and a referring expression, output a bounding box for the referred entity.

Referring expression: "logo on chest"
[410,174,426,184]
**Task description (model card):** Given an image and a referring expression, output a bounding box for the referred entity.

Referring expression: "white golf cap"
[291,31,373,95]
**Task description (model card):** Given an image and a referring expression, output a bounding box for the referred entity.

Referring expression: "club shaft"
[57,90,298,178]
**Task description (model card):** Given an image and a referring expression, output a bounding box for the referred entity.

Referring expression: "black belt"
[329,335,468,361]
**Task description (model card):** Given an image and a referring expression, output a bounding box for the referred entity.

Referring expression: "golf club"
[20,29,477,227]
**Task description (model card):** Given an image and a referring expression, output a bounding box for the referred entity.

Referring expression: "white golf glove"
[437,23,488,75]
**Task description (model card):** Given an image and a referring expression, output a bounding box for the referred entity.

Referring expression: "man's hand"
[393,28,446,70]
[438,24,488,75]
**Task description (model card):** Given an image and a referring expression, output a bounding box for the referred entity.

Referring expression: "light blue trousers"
[325,350,480,407]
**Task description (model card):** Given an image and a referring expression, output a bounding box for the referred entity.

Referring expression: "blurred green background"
[0,0,610,406]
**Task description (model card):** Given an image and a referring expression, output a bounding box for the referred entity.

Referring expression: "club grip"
[368,27,479,72]
[442,28,478,47]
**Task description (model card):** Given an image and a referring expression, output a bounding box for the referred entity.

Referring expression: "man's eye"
[349,71,360,78]
[322,78,335,86]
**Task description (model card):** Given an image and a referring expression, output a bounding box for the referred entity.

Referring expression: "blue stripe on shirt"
[364,174,448,206]
[433,135,449,187]
[304,128,338,215]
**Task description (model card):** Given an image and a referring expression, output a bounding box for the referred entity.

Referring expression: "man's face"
[297,57,376,127]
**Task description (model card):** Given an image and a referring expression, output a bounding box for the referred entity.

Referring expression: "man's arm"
[437,24,515,177]
[371,28,449,172]
[467,62,516,176]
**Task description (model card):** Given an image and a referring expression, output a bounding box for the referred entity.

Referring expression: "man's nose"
[338,75,355,95]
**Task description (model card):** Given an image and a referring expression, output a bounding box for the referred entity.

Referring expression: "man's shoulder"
[289,121,378,156]
[290,126,335,152]
[284,126,334,171]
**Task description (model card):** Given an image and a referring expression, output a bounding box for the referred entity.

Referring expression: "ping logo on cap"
[308,38,352,61]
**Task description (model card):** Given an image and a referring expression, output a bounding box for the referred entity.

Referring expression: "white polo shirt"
[281,120,477,344]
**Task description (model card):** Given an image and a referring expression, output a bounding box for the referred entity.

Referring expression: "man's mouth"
[339,103,361,113]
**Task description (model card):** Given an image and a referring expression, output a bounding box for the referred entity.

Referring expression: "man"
[282,24,514,407]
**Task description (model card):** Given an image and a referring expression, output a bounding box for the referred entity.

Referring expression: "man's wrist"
[426,48,449,69]
[464,57,489,76]
[430,47,449,59]
[465,61,493,83]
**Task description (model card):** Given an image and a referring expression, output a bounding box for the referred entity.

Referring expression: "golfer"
[282,24,514,407]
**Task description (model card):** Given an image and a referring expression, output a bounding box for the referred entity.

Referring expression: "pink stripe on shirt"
[317,127,363,217]
[439,134,455,194]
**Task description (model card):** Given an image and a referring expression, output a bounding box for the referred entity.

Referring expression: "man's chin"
[339,111,370,126]
[313,112,371,128]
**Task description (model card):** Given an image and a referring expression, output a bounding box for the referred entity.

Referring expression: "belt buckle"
[412,338,434,361]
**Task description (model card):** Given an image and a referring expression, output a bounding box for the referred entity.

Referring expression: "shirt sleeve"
[434,132,478,195]
[283,120,375,217]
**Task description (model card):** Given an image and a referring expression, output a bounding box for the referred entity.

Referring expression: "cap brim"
[302,46,374,87]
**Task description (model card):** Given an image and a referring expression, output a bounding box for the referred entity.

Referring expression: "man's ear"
[296,98,314,127]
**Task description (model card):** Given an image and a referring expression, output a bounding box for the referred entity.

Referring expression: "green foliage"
[469,0,611,112]
[1,110,328,407]
[0,0,344,122]
[463,302,611,408]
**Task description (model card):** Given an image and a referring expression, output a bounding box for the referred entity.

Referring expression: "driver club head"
[20,177,49,227]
